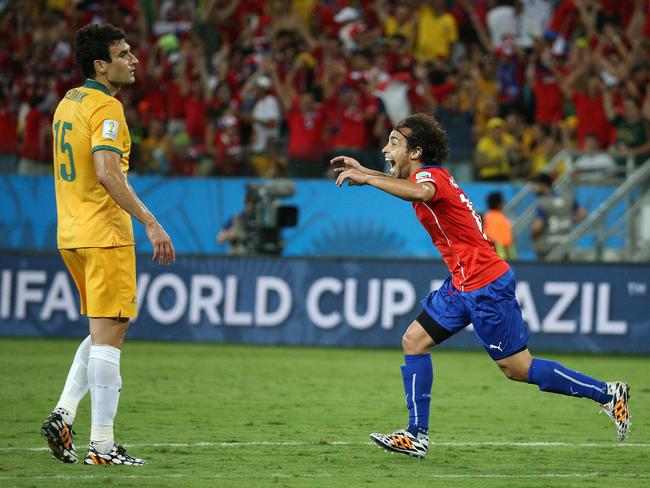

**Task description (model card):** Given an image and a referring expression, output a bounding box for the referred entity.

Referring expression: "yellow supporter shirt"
[292,0,317,25]
[53,79,134,249]
[475,133,516,179]
[384,17,416,43]
[413,6,458,61]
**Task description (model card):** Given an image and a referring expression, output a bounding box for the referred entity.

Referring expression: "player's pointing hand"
[336,168,369,187]
[330,155,363,173]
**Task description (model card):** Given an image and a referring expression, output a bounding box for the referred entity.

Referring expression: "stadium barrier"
[1,252,648,354]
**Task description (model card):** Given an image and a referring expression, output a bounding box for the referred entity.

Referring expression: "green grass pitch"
[1,338,648,487]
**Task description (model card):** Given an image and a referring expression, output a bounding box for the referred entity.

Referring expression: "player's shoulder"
[413,168,435,182]
[412,165,449,184]
[90,91,122,109]
[87,93,125,122]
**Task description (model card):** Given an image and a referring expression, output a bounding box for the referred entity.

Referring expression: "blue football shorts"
[420,269,529,360]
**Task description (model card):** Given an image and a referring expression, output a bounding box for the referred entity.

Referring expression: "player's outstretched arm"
[336,169,435,202]
[330,155,388,178]
[94,150,176,265]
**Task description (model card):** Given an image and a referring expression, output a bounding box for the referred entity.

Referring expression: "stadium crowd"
[0,0,649,181]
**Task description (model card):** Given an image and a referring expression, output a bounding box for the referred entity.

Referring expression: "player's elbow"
[411,187,434,202]
[94,153,122,187]
[95,168,109,185]
[96,166,119,187]
[95,166,123,191]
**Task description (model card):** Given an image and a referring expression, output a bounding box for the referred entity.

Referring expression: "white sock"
[87,345,122,454]
[55,335,92,424]
[90,425,114,454]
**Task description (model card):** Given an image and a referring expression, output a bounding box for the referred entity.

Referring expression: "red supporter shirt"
[0,106,18,154]
[410,166,510,291]
[226,0,265,43]
[144,86,167,120]
[287,97,326,160]
[408,81,455,112]
[571,92,613,149]
[548,1,579,38]
[184,95,207,141]
[20,107,46,161]
[215,130,241,159]
[167,81,185,119]
[429,82,456,104]
[326,94,377,149]
[532,76,564,124]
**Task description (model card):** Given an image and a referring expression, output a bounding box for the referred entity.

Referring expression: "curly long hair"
[395,113,449,165]
[73,24,126,79]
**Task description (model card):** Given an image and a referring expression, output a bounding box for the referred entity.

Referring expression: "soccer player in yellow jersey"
[40,24,175,466]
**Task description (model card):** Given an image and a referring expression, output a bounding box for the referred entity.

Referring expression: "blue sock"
[401,354,433,437]
[528,358,611,404]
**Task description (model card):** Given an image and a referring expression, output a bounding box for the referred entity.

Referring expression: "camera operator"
[216,193,257,256]
[217,180,298,256]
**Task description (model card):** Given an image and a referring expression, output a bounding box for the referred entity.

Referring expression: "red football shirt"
[410,166,510,291]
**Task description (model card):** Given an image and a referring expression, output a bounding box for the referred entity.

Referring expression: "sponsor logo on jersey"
[415,171,435,184]
[102,120,119,140]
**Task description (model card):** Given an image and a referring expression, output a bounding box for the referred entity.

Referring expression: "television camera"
[236,179,298,256]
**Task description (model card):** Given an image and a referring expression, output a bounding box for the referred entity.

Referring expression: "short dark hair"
[73,24,126,79]
[487,191,504,210]
[394,113,448,165]
[534,172,553,188]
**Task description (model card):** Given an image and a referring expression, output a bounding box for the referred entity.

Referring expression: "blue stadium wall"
[1,175,645,354]
[0,174,627,260]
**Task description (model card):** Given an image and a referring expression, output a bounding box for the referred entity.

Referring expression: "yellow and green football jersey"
[52,79,134,249]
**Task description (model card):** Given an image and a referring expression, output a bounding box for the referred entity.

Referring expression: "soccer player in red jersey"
[332,113,631,458]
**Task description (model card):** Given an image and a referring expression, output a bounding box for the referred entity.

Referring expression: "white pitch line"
[432,441,650,448]
[2,440,650,453]
[1,472,650,481]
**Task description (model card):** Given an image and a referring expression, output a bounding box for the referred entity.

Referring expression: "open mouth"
[386,157,396,174]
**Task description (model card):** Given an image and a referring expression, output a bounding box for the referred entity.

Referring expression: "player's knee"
[108,333,127,349]
[111,322,129,347]
[401,330,424,354]
[90,317,130,349]
[497,362,528,382]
